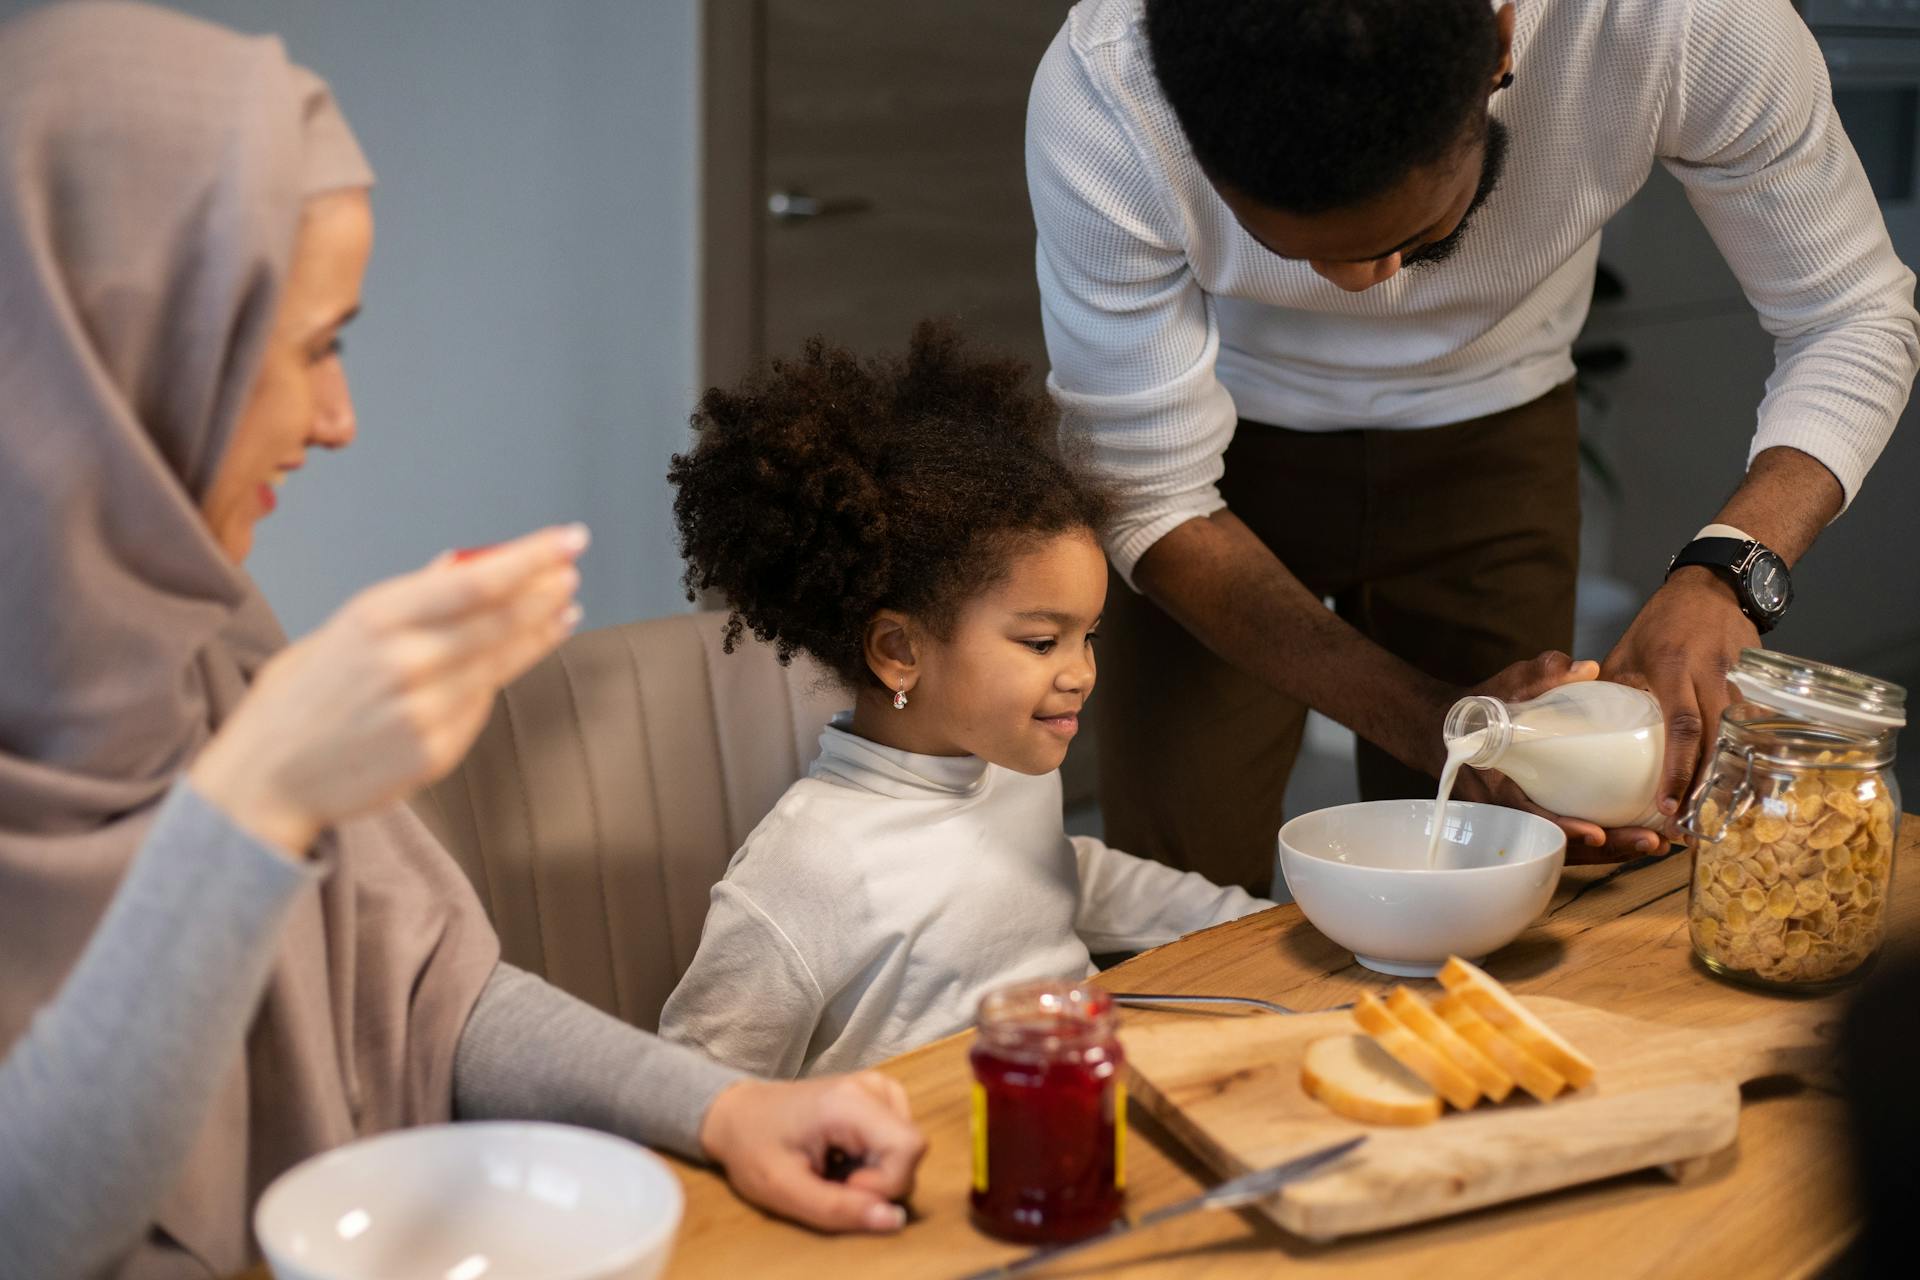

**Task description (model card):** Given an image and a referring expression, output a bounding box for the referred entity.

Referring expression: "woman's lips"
[1035,712,1079,737]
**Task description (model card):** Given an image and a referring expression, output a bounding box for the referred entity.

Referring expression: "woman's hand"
[1442,651,1666,863]
[698,1072,928,1234]
[189,524,588,855]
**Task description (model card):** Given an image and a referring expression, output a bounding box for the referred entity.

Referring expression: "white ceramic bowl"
[1278,800,1566,977]
[255,1122,682,1280]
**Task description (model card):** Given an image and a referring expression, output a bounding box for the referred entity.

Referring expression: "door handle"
[767,189,874,221]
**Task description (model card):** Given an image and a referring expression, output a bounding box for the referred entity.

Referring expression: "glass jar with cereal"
[1681,650,1904,991]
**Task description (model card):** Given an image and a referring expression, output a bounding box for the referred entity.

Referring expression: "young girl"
[658,324,1272,1078]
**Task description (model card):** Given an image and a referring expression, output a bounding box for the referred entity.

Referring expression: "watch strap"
[1667,533,1789,634]
[1668,536,1751,575]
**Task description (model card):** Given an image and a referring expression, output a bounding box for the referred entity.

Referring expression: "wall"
[1,0,705,636]
[1581,166,1920,800]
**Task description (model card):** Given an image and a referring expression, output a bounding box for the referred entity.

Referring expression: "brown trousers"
[1094,382,1582,896]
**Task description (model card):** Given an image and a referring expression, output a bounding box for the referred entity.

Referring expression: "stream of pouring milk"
[1426,729,1487,868]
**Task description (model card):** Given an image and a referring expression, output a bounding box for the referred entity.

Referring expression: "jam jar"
[1681,650,1905,991]
[968,980,1126,1243]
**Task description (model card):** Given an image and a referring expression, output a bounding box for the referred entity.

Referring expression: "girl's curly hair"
[669,321,1113,688]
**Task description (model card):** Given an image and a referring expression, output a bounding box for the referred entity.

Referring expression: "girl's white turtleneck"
[659,717,1271,1077]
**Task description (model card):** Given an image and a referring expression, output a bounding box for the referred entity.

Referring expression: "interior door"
[759,0,1072,369]
[756,0,1098,808]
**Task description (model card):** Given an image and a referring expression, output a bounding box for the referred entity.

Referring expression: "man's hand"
[1602,567,1759,826]
[698,1073,927,1234]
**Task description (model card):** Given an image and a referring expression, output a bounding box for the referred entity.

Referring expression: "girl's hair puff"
[669,320,1112,687]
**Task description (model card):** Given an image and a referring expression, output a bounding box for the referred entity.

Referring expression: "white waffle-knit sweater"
[657,720,1271,1078]
[1028,0,1920,583]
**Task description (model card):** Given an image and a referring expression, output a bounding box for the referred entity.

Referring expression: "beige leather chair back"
[411,611,844,1032]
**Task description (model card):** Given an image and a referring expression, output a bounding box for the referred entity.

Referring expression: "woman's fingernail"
[863,1202,907,1232]
[1638,835,1660,853]
[1660,797,1679,816]
[1586,832,1604,847]
[557,522,591,554]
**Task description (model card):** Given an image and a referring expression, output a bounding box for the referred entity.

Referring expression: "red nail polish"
[451,544,498,563]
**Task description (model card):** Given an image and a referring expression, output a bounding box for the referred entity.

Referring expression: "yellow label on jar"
[970,1082,988,1193]
[1115,1078,1128,1190]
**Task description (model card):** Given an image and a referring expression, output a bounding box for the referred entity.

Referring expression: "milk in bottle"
[1426,682,1666,866]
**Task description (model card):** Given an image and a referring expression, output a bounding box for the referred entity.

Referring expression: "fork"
[1109,992,1354,1015]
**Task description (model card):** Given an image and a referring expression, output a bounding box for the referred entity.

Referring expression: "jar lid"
[1727,649,1907,732]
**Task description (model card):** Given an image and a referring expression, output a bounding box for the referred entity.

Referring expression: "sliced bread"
[1301,1034,1443,1126]
[1437,956,1597,1089]
[1386,985,1516,1103]
[1435,992,1567,1103]
[1353,991,1481,1110]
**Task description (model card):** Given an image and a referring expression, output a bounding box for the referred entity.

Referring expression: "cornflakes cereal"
[1689,764,1896,984]
[1807,812,1852,848]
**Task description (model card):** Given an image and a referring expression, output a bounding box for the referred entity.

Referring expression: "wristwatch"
[1666,524,1793,634]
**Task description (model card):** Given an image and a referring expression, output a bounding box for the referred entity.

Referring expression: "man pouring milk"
[1027,0,1918,894]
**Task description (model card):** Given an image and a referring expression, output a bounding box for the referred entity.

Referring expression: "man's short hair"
[1144,0,1502,214]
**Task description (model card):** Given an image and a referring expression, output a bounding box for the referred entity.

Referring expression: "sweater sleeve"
[1658,0,1920,507]
[1069,834,1273,954]
[1027,24,1238,585]
[452,963,746,1162]
[655,882,826,1081]
[0,782,322,1280]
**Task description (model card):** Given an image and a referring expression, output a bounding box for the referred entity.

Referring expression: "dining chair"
[410,611,845,1032]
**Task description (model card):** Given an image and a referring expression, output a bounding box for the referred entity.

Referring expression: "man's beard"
[1403,117,1510,271]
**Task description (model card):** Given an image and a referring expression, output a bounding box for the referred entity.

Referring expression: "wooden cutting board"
[1120,995,1836,1242]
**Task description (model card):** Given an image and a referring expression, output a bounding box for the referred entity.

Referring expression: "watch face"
[1745,553,1792,615]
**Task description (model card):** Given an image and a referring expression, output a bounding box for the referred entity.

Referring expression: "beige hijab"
[0,4,500,1274]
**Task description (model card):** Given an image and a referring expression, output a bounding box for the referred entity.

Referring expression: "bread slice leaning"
[1438,956,1598,1089]
[1386,985,1515,1103]
[1302,1034,1443,1126]
[1435,992,1567,1102]
[1352,991,1481,1110]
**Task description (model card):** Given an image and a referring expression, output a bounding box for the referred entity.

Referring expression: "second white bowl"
[1278,799,1566,977]
[255,1122,682,1280]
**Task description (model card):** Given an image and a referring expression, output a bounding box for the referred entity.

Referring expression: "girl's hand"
[189,524,588,856]
[698,1072,926,1234]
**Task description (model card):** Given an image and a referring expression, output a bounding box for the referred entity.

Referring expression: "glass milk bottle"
[1442,682,1666,828]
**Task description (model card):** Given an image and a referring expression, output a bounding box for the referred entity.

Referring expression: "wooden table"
[667,820,1918,1280]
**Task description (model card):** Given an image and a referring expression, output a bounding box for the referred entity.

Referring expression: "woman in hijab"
[0,5,924,1276]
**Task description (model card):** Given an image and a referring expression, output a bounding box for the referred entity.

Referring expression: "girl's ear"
[864,610,920,693]
[1492,3,1516,88]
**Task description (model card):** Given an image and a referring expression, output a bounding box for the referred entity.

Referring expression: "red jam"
[968,980,1126,1243]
